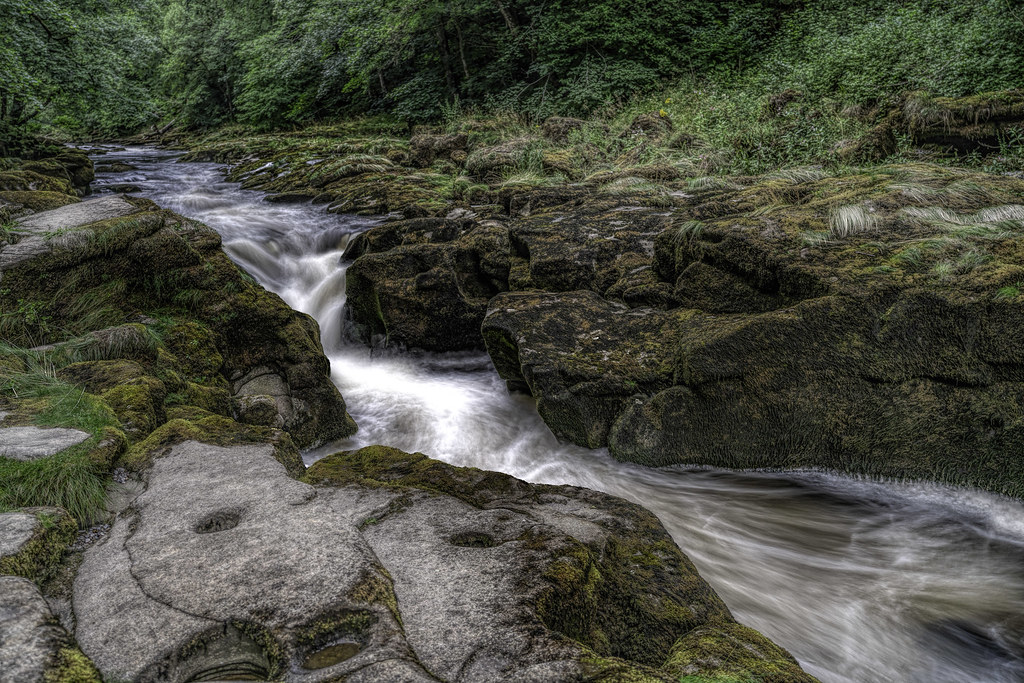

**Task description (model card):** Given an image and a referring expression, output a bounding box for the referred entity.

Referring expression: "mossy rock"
[344,217,509,351]
[3,202,356,449]
[0,191,80,213]
[664,622,816,682]
[124,406,304,477]
[101,375,167,442]
[0,508,78,583]
[0,170,75,195]
[162,321,224,380]
[303,445,540,509]
[900,89,1024,154]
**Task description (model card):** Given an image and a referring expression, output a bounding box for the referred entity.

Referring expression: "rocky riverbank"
[0,153,816,681]
[175,100,1024,499]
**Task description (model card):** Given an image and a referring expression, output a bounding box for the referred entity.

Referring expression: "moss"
[578,656,673,682]
[0,190,80,213]
[123,407,305,477]
[167,381,232,415]
[295,608,376,647]
[43,646,102,683]
[535,528,731,668]
[84,426,127,469]
[664,622,816,683]
[161,321,224,379]
[100,376,167,441]
[0,508,78,583]
[303,445,534,509]
[56,360,148,394]
[0,170,75,194]
[347,568,402,626]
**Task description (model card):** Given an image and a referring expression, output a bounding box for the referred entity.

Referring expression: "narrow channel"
[94,147,1024,683]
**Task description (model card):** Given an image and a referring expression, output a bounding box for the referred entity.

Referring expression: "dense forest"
[2,0,1023,152]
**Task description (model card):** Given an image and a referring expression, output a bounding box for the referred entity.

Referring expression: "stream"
[92,147,1024,682]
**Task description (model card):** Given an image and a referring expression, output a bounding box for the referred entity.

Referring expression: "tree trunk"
[493,0,518,35]
[437,24,456,100]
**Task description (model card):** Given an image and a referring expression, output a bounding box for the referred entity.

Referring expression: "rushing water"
[91,147,1024,682]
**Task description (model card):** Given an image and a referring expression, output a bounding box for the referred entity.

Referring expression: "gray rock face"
[15,195,140,233]
[0,513,38,560]
[71,439,811,682]
[74,441,428,682]
[0,577,68,683]
[0,425,91,461]
[0,195,147,278]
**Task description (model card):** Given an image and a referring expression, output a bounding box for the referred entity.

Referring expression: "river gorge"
[85,147,1024,683]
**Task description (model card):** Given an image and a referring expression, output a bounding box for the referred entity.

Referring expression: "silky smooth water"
[93,148,1024,682]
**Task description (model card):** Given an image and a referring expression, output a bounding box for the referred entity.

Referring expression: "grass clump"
[829,204,878,238]
[0,354,119,523]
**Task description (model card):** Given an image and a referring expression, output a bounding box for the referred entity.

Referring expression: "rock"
[481,165,1024,497]
[0,200,356,449]
[483,291,686,447]
[0,190,79,213]
[0,170,75,195]
[101,184,142,193]
[14,195,140,233]
[72,439,813,682]
[0,577,101,682]
[0,425,91,461]
[344,217,509,351]
[342,192,677,352]
[901,90,1024,155]
[51,151,95,195]
[506,198,672,301]
[664,622,813,681]
[0,513,39,560]
[409,132,468,167]
[0,508,77,581]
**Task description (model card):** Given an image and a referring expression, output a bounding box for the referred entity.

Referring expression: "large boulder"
[344,216,509,351]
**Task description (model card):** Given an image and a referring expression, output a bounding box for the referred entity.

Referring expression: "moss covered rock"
[0,198,357,449]
[480,165,1024,497]
[0,508,77,583]
[0,190,80,213]
[344,216,509,351]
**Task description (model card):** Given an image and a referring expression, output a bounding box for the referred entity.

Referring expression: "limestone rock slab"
[15,195,140,233]
[0,425,90,461]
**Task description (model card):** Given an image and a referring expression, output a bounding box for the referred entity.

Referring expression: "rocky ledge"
[338,163,1024,498]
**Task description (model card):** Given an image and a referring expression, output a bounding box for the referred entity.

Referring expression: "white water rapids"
[93,147,1024,682]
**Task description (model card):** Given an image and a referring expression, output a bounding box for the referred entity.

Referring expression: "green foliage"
[0,0,163,149]
[0,353,116,522]
[757,0,1024,105]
